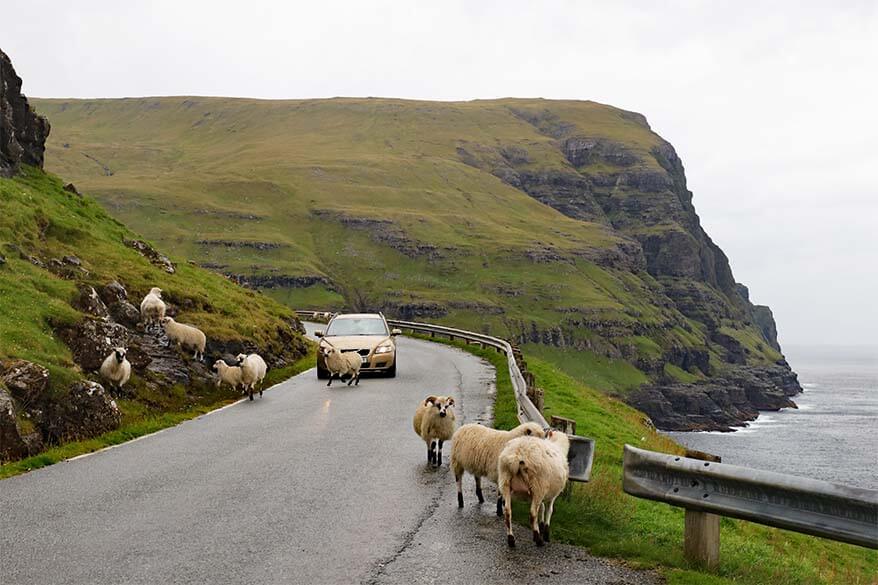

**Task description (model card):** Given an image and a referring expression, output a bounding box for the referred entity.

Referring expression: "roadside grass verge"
[0,343,315,481]
[411,334,877,585]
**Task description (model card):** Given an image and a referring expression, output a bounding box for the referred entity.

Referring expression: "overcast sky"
[5,1,876,347]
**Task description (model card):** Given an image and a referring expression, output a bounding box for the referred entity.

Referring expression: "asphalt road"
[0,326,660,585]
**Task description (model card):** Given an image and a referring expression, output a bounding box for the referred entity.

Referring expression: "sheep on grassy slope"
[450,422,545,513]
[320,343,361,387]
[139,287,166,331]
[99,347,131,391]
[161,317,206,361]
[498,429,570,547]
[236,353,268,400]
[412,395,456,467]
[213,359,243,391]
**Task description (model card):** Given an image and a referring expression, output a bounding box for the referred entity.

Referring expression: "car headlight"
[374,343,394,354]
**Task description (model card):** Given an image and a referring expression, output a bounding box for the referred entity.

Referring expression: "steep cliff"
[0,49,50,177]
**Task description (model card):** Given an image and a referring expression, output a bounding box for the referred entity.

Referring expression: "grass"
[0,343,316,480]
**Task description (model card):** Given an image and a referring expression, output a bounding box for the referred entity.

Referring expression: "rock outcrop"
[0,49,50,177]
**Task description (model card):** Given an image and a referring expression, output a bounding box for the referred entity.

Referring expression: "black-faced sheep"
[139,287,166,330]
[161,316,206,361]
[450,421,545,513]
[320,343,361,387]
[235,353,268,400]
[99,347,131,391]
[412,395,456,467]
[498,429,570,547]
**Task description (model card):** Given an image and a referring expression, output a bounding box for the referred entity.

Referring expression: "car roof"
[332,313,384,320]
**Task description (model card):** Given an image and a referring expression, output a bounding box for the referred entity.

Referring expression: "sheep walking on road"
[321,343,361,387]
[99,347,131,391]
[236,353,268,400]
[413,395,456,467]
[213,359,244,391]
[450,422,545,514]
[498,429,570,547]
[139,287,166,331]
[161,317,206,361]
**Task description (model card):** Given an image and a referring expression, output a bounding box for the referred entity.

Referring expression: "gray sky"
[5,0,876,347]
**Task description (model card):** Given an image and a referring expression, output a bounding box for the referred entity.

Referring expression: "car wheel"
[385,362,397,378]
[317,365,329,380]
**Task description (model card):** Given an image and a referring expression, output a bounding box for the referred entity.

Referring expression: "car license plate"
[361,356,368,364]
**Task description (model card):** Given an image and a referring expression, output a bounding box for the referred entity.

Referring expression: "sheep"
[450,421,545,514]
[235,353,268,400]
[412,395,456,467]
[160,316,206,361]
[213,359,244,391]
[498,429,570,547]
[320,342,361,387]
[139,287,166,331]
[99,347,131,391]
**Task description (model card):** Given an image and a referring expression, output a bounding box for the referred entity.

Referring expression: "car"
[315,313,401,379]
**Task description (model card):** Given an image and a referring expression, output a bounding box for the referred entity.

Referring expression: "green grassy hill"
[33,96,797,430]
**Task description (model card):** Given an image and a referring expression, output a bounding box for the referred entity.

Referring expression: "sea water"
[666,345,878,489]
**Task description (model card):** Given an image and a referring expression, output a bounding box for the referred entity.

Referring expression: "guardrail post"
[551,416,577,500]
[683,450,722,570]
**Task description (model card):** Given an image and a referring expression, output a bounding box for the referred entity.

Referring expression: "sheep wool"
[412,395,456,467]
[99,347,131,391]
[450,421,545,512]
[235,353,268,400]
[321,345,362,387]
[213,360,244,391]
[498,430,570,547]
[139,287,166,330]
[161,317,206,361]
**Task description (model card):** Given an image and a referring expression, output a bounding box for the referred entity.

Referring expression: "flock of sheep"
[412,394,571,548]
[98,287,267,400]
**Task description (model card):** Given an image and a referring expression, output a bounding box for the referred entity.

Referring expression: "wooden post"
[683,450,722,570]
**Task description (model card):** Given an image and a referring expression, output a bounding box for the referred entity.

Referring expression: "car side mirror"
[314,330,324,338]
[391,328,402,336]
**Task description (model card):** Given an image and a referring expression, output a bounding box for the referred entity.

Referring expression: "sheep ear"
[446,397,455,406]
[424,395,438,406]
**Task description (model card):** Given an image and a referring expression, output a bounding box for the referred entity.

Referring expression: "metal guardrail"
[623,445,878,556]
[294,310,594,482]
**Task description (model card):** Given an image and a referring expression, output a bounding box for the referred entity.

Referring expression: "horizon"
[6,0,876,346]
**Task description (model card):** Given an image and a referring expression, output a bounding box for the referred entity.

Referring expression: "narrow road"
[0,327,660,585]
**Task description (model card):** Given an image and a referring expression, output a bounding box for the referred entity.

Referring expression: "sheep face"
[425,395,455,418]
[160,316,173,326]
[514,422,546,439]
[114,347,127,364]
[321,345,338,359]
[235,353,247,366]
[149,287,163,297]
[211,359,223,372]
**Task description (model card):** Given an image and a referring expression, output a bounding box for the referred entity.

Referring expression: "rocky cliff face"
[0,49,49,177]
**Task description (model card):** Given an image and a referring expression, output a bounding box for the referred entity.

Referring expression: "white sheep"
[235,353,268,400]
[498,429,570,547]
[320,343,361,387]
[412,395,456,467]
[139,287,166,330]
[213,359,244,391]
[450,421,545,514]
[99,347,131,391]
[161,316,206,361]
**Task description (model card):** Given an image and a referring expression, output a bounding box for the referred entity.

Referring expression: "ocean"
[666,345,878,490]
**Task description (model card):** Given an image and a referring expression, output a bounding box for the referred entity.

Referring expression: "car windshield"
[325,317,388,336]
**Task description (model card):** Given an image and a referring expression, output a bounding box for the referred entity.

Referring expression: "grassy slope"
[431,336,876,585]
[32,96,782,379]
[0,167,310,467]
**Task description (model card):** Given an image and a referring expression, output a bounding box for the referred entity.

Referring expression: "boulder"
[99,280,129,305]
[41,381,121,442]
[108,300,141,328]
[58,319,129,371]
[0,386,29,462]
[1,359,50,406]
[73,285,109,318]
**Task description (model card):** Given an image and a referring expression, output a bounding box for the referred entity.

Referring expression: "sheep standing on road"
[412,395,456,467]
[321,343,361,387]
[99,347,131,392]
[498,429,570,547]
[213,359,244,391]
[161,317,206,361]
[139,287,166,331]
[450,422,545,513]
[236,353,268,400]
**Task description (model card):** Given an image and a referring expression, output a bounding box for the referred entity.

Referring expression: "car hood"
[319,335,392,351]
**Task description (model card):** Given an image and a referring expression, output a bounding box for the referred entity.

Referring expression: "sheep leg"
[248,386,254,401]
[427,441,435,464]
[502,483,515,547]
[436,440,444,466]
[455,471,464,508]
[530,499,544,546]
[354,371,360,386]
[475,476,485,504]
[327,373,334,387]
[496,495,504,517]
[542,497,557,543]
